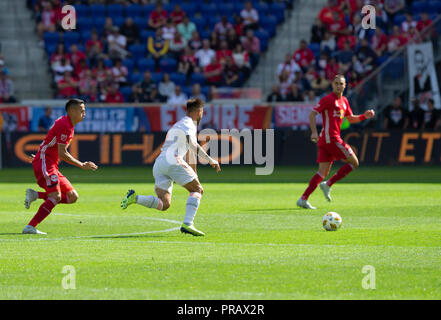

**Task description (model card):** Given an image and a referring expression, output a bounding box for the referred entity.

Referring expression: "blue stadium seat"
[77,17,94,31]
[411,1,427,14]
[308,42,321,58]
[107,4,124,18]
[129,44,146,60]
[200,3,217,17]
[137,58,155,72]
[192,16,206,31]
[170,72,186,86]
[129,72,142,84]
[260,15,277,37]
[181,3,197,17]
[190,73,205,85]
[163,3,174,12]
[142,4,155,17]
[200,30,210,40]
[270,2,286,23]
[63,32,80,48]
[234,3,245,13]
[151,72,163,83]
[393,14,406,26]
[43,32,60,46]
[123,58,135,74]
[81,31,91,42]
[181,85,192,97]
[113,16,126,27]
[103,58,113,68]
[120,86,133,101]
[218,3,234,17]
[125,4,143,18]
[428,0,441,13]
[74,4,89,17]
[140,30,156,43]
[254,2,269,17]
[201,86,209,99]
[93,17,106,33]
[89,4,106,17]
[207,17,221,30]
[160,58,178,73]
[45,43,57,56]
[133,16,147,29]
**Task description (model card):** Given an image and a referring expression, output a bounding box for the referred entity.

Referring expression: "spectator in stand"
[347,70,362,90]
[316,51,329,71]
[371,28,388,58]
[226,29,240,50]
[85,30,106,68]
[304,90,320,104]
[325,56,339,80]
[417,12,435,42]
[209,31,221,51]
[373,3,388,31]
[120,17,140,47]
[98,70,118,101]
[304,65,319,86]
[92,59,109,88]
[53,57,73,83]
[162,18,176,41]
[50,43,68,70]
[104,84,125,103]
[318,0,342,26]
[267,85,283,102]
[240,1,259,33]
[75,59,90,80]
[178,46,197,78]
[169,31,187,60]
[36,1,57,46]
[215,16,234,40]
[384,0,405,29]
[388,25,408,53]
[337,40,354,74]
[68,44,86,72]
[327,10,350,38]
[409,98,425,129]
[0,71,16,103]
[111,58,128,87]
[401,12,417,33]
[352,14,369,41]
[204,57,224,86]
[336,33,356,51]
[223,56,240,87]
[383,96,408,129]
[285,83,304,102]
[423,99,441,130]
[216,40,233,67]
[195,39,216,69]
[188,31,202,51]
[56,71,78,99]
[190,83,206,102]
[293,70,312,93]
[311,70,331,95]
[233,15,245,37]
[102,17,115,41]
[147,28,169,71]
[311,18,327,43]
[134,71,158,102]
[108,26,129,60]
[320,31,336,54]
[353,38,376,76]
[277,53,301,79]
[167,85,187,105]
[241,29,260,68]
[293,39,314,72]
[158,73,176,100]
[407,26,422,44]
[177,16,196,42]
[148,1,168,30]
[232,43,251,79]
[38,108,53,132]
[170,4,186,26]
[277,69,294,96]
[78,70,98,102]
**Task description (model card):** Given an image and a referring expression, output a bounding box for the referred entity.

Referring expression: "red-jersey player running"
[23,99,98,234]
[297,74,375,209]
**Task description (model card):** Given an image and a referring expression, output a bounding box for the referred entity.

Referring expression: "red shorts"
[33,159,74,194]
[317,140,353,163]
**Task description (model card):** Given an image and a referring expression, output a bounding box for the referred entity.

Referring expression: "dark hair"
[65,98,84,112]
[186,98,204,113]
[428,98,434,105]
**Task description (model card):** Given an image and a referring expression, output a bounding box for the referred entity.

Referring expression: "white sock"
[184,192,202,226]
[136,195,163,211]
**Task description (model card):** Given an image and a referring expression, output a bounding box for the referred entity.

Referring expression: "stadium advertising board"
[274,105,323,128]
[0,106,29,132]
[3,130,441,167]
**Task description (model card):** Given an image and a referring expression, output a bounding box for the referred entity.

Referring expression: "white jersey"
[158,116,197,161]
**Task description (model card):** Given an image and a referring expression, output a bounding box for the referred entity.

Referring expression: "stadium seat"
[218,3,234,17]
[74,4,89,18]
[123,58,135,74]
[129,72,142,84]
[45,43,57,56]
[151,72,163,83]
[133,17,147,29]
[125,4,143,18]
[160,58,178,73]
[129,44,146,60]
[254,2,269,17]
[254,30,269,51]
[234,3,245,13]
[200,30,210,40]
[63,32,80,48]
[140,30,156,43]
[43,32,60,46]
[411,1,427,14]
[142,4,155,17]
[107,4,124,18]
[200,3,217,17]
[308,43,321,58]
[170,72,186,86]
[393,14,406,26]
[190,73,205,85]
[120,86,133,101]
[103,58,113,68]
[113,16,125,27]
[428,0,441,13]
[137,58,155,72]
[181,3,197,17]
[77,18,93,31]
[192,16,206,31]
[89,4,106,17]
[270,2,286,23]
[207,17,221,30]
[181,85,192,97]
[260,15,277,37]
[93,17,106,33]
[81,31,91,42]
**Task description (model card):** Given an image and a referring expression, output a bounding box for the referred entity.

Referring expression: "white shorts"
[153,156,198,194]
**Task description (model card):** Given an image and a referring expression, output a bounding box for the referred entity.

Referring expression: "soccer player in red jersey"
[297,74,375,209]
[23,99,98,234]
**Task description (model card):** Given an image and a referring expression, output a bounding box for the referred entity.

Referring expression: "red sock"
[60,193,70,204]
[327,164,354,187]
[28,198,57,227]
[302,173,324,200]
[38,192,47,200]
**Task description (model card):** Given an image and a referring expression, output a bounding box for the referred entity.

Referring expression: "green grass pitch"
[0,165,440,299]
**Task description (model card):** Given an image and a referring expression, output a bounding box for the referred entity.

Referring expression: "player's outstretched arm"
[346,109,375,124]
[187,135,221,173]
[57,143,98,171]
[309,110,319,143]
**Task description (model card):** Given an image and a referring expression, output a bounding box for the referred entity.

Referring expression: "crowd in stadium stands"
[268,0,439,104]
[30,0,292,102]
[0,46,17,103]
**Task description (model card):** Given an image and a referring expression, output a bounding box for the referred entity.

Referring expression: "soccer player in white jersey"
[120,98,221,236]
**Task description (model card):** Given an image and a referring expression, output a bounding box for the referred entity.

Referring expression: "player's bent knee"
[68,191,79,203]
[162,201,171,211]
[49,192,62,203]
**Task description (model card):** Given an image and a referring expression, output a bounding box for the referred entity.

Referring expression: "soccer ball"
[322,212,342,231]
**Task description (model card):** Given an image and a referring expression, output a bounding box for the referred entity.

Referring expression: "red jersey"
[35,116,74,166]
[313,92,353,145]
